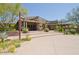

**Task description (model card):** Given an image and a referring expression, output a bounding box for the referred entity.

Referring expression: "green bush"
[0,43,3,49]
[10,29,17,32]
[0,39,21,53]
[64,29,70,35]
[21,38,26,41]
[70,29,76,34]
[61,28,64,32]
[0,28,5,31]
[21,38,28,41]
[58,28,62,32]
[56,26,64,33]
[0,47,3,53]
[21,35,32,41]
[0,31,8,42]
[0,42,8,49]
[76,29,79,34]
[0,41,8,53]
[13,40,21,48]
[22,28,28,33]
[26,35,32,41]
[57,26,63,32]
[8,44,16,53]
[44,28,49,32]
[7,40,21,48]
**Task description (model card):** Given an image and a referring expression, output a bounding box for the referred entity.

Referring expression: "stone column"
[37,23,43,31]
[26,21,27,28]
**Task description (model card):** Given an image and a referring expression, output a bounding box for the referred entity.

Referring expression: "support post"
[19,12,21,40]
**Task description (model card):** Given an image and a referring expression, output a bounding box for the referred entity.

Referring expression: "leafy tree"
[0,3,28,31]
[66,7,79,25]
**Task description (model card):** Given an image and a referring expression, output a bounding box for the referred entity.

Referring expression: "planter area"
[8,31,19,36]
[0,35,32,53]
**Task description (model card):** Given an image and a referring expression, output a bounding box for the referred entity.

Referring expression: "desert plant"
[0,31,8,42]
[55,25,59,31]
[8,44,16,53]
[61,28,64,32]
[7,40,21,48]
[0,41,8,53]
[70,29,76,34]
[57,26,64,32]
[10,29,17,32]
[0,42,8,49]
[0,39,21,53]
[26,35,32,41]
[13,40,21,48]
[64,29,70,35]
[21,38,26,41]
[0,47,3,53]
[58,28,62,32]
[0,43,4,53]
[44,28,49,32]
[22,28,28,33]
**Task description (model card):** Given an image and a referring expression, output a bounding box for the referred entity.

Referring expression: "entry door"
[32,24,37,30]
[27,23,37,31]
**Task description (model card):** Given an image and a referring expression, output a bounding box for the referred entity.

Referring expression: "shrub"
[64,29,70,35]
[76,29,79,34]
[21,38,26,41]
[26,35,32,41]
[11,29,17,32]
[0,40,21,53]
[8,40,14,45]
[8,40,21,48]
[13,40,21,48]
[56,26,61,32]
[8,44,16,53]
[0,42,8,49]
[44,28,49,32]
[61,28,64,32]
[0,31,8,42]
[0,41,11,53]
[57,26,64,32]
[70,29,76,34]
[22,28,28,33]
[0,47,3,53]
[21,36,32,41]
[0,41,9,53]
[21,35,32,41]
[58,28,62,32]
[0,43,4,53]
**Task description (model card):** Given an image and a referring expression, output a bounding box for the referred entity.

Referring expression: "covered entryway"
[27,22,37,31]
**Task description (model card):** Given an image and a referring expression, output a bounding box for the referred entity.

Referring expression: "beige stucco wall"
[37,23,47,31]
[37,23,43,31]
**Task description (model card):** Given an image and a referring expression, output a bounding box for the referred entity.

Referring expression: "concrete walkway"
[3,31,79,55]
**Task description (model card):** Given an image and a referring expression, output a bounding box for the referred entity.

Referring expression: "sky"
[22,3,79,21]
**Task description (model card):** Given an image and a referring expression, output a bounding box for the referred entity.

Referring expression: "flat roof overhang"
[22,20,46,24]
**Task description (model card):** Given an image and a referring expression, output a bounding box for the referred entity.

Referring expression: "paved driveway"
[3,31,79,55]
